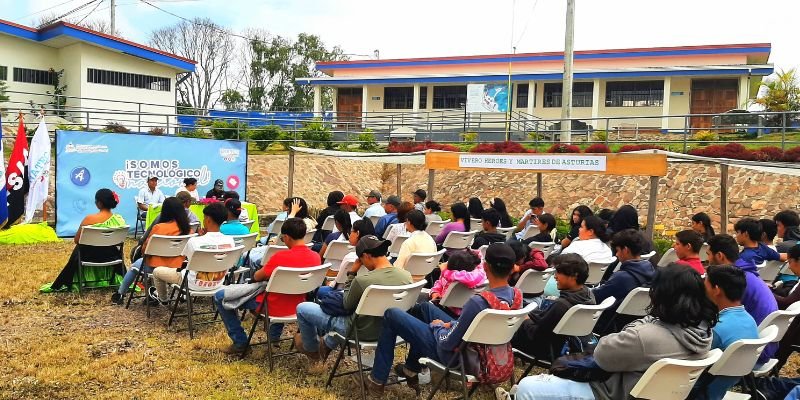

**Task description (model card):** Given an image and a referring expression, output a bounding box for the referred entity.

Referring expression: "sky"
[1,0,797,72]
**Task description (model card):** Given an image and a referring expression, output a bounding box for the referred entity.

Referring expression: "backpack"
[464,288,522,385]
[318,290,351,317]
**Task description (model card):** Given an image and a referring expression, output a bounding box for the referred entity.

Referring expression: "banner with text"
[55,131,247,236]
[466,84,510,113]
[458,154,607,172]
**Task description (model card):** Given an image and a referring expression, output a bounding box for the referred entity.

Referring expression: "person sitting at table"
[220,198,251,235]
[205,179,225,199]
[222,191,249,222]
[44,189,127,292]
[136,176,165,219]
[174,177,199,200]
[112,197,190,304]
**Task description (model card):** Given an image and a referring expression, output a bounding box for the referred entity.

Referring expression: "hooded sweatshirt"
[739,243,780,265]
[511,286,596,360]
[733,259,779,363]
[470,231,507,249]
[590,316,713,400]
[778,226,800,252]
[592,259,655,334]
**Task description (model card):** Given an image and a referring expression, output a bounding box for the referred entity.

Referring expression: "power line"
[39,0,103,27]
[514,0,540,48]
[12,0,82,22]
[76,0,106,25]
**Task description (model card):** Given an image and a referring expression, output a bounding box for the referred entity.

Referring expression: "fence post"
[85,111,90,130]
[781,113,787,151]
[138,103,142,133]
[166,114,170,133]
[605,117,610,146]
[720,164,729,234]
[236,118,240,140]
[683,116,689,153]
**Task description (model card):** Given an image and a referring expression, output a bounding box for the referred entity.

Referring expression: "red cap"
[337,194,359,207]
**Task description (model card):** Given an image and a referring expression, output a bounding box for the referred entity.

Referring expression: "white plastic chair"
[425,219,450,237]
[242,220,255,230]
[706,325,779,398]
[439,281,488,309]
[699,243,710,263]
[528,241,556,259]
[610,287,651,331]
[189,221,200,234]
[421,301,538,399]
[470,218,482,231]
[758,260,785,283]
[259,245,289,267]
[368,215,381,227]
[404,249,446,278]
[303,229,316,243]
[325,280,427,400]
[332,259,355,286]
[521,225,541,240]
[387,234,410,257]
[125,233,194,317]
[752,302,800,377]
[478,245,488,259]
[166,245,245,338]
[242,263,331,369]
[267,218,284,238]
[323,240,354,272]
[586,257,617,286]
[76,225,130,294]
[641,251,657,261]
[321,216,335,232]
[497,227,516,241]
[514,268,554,296]
[442,230,479,250]
[657,248,679,267]
[629,348,723,400]
[228,232,259,282]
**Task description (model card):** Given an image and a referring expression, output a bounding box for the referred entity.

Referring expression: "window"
[383,87,413,109]
[0,66,7,81]
[543,82,593,108]
[433,86,467,109]
[419,86,427,109]
[87,68,170,92]
[605,80,664,107]
[13,67,56,85]
[516,83,529,108]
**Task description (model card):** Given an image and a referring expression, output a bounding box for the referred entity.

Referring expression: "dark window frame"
[13,67,56,85]
[605,80,664,107]
[432,85,467,109]
[0,66,7,81]
[87,68,171,92]
[516,83,529,108]
[419,86,428,109]
[383,86,414,109]
[543,82,593,108]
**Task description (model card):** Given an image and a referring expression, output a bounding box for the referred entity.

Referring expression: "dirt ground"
[1,240,797,399]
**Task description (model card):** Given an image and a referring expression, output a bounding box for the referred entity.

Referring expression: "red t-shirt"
[256,245,322,317]
[676,257,705,274]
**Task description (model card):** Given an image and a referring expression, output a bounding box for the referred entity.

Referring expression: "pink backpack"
[465,289,522,384]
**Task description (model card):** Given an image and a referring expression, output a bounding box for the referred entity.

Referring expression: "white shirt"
[394,230,437,270]
[174,187,200,201]
[414,202,425,211]
[425,214,442,223]
[364,203,386,218]
[349,211,361,224]
[137,187,165,207]
[561,238,613,263]
[385,222,409,244]
[182,231,236,291]
[515,209,536,240]
[238,207,250,222]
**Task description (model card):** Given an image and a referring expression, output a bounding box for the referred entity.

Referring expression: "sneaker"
[363,374,385,396]
[111,292,123,305]
[393,363,420,394]
[221,344,252,356]
[147,288,167,306]
[294,333,320,361]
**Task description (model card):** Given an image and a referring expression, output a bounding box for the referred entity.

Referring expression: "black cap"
[485,243,516,266]
[385,195,401,206]
[413,189,427,200]
[214,179,224,188]
[355,235,391,257]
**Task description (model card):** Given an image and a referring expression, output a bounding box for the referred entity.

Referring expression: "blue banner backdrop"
[55,131,247,237]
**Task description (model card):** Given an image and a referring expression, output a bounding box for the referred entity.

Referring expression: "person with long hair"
[112,197,190,304]
[435,202,471,245]
[490,197,514,228]
[286,197,316,232]
[561,205,593,249]
[313,191,344,242]
[385,201,414,243]
[424,200,442,223]
[561,215,612,263]
[516,264,717,400]
[467,197,483,220]
[338,217,376,277]
[319,209,353,257]
[174,177,200,200]
[44,189,127,292]
[394,210,436,271]
[691,212,716,243]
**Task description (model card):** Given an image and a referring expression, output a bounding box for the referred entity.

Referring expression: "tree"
[220,89,245,111]
[149,18,235,113]
[247,33,346,111]
[0,80,8,103]
[36,13,120,36]
[755,69,800,112]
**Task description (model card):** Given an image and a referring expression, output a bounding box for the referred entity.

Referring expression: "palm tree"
[754,68,800,112]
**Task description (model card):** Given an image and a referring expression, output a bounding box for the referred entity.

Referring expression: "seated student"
[373,195,400,239]
[134,191,199,258]
[592,229,655,336]
[429,249,486,314]
[507,241,548,287]
[384,201,413,243]
[690,265,759,400]
[264,198,290,239]
[219,198,251,235]
[760,218,779,249]
[774,246,800,309]
[521,213,557,245]
[149,202,235,304]
[337,194,361,224]
[692,211,717,244]
[435,202,471,246]
[365,243,520,394]
[673,229,706,274]
[394,210,437,271]
[515,197,545,239]
[774,210,800,253]
[707,234,778,363]
[214,218,321,355]
[222,191,249,222]
[412,189,427,211]
[471,208,507,249]
[511,253,596,361]
[515,264,717,400]
[735,218,782,265]
[328,217,375,279]
[294,236,412,362]
[318,209,351,258]
[313,191,344,242]
[363,190,386,219]
[561,215,612,263]
[423,200,442,223]
[560,205,593,250]
[467,197,483,220]
[490,197,514,228]
[596,208,615,233]
[113,197,190,304]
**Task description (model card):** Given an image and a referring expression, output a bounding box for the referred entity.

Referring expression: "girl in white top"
[385,201,414,242]
[561,215,613,263]
[174,177,200,200]
[394,210,437,270]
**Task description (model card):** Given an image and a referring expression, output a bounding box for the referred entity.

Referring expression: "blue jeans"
[371,302,453,384]
[117,259,153,295]
[515,375,594,400]
[213,290,283,348]
[296,301,350,352]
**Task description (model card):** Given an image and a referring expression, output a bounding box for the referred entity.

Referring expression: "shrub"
[461,132,479,143]
[547,143,581,153]
[653,238,673,256]
[618,144,666,152]
[753,146,784,162]
[102,122,130,133]
[783,146,800,162]
[301,119,334,149]
[178,129,207,139]
[470,141,532,153]
[692,130,719,145]
[356,131,378,151]
[527,131,546,141]
[55,123,79,131]
[148,127,165,135]
[249,125,283,151]
[388,140,458,153]
[592,130,608,142]
[688,143,755,160]
[210,119,248,140]
[584,144,611,153]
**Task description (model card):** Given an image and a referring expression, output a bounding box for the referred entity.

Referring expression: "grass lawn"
[0,240,517,399]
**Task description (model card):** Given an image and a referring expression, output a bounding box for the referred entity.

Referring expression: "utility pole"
[560,0,575,143]
[110,0,116,35]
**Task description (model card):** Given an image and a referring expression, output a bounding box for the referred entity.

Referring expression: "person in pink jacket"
[430,249,487,314]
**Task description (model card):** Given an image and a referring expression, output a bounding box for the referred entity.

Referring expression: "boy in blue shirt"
[735,218,781,266]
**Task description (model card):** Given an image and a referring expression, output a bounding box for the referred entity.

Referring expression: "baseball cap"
[413,189,427,200]
[176,191,193,203]
[355,235,391,257]
[148,175,159,181]
[385,195,401,206]
[214,179,224,188]
[484,243,516,266]
[365,190,382,200]
[337,194,359,207]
